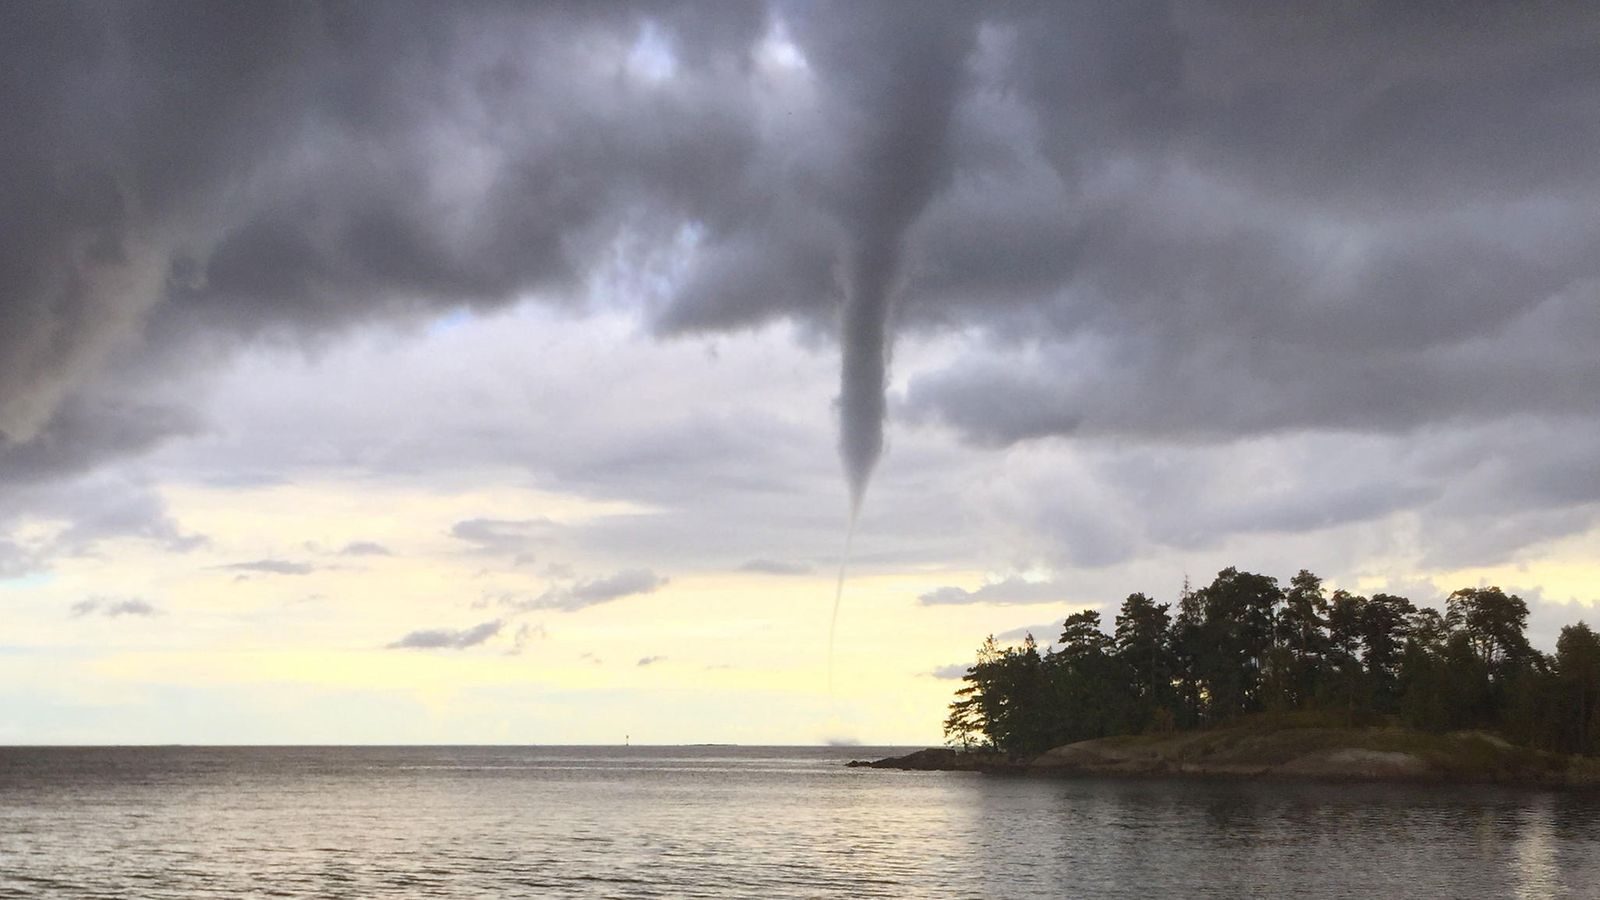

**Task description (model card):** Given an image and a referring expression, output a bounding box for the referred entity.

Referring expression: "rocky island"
[852,716,1600,787]
[865,567,1600,787]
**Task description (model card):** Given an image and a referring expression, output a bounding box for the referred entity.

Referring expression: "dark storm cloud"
[387,618,502,651]
[0,394,199,484]
[3,0,1598,531]
[918,577,1069,607]
[0,0,772,441]
[898,3,1600,445]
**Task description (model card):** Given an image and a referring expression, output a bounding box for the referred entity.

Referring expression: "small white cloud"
[918,576,1067,606]
[739,558,812,575]
[387,619,502,650]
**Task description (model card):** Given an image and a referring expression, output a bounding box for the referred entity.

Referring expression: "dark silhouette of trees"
[1324,589,1367,718]
[1554,623,1600,755]
[1278,570,1329,708]
[943,634,1054,754]
[1360,593,1414,712]
[946,567,1599,759]
[1447,587,1533,671]
[1191,567,1282,721]
[942,636,994,750]
[1113,593,1176,731]
[1170,578,1206,729]
[1045,611,1121,745]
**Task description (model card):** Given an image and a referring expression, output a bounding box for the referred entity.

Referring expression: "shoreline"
[849,722,1600,789]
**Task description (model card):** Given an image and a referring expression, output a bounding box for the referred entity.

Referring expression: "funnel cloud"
[811,5,979,514]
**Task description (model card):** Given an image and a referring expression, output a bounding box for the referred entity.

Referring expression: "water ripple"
[3,747,1599,897]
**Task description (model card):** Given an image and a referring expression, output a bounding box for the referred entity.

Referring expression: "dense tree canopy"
[944,568,1600,759]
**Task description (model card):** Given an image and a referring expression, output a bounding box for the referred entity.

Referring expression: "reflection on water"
[1,746,1597,898]
[1513,797,1563,900]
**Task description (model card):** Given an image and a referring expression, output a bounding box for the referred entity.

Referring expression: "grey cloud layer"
[0,475,204,578]
[8,2,1594,462]
[4,1,1598,591]
[450,518,556,555]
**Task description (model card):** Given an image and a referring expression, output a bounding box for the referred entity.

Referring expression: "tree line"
[944,567,1600,758]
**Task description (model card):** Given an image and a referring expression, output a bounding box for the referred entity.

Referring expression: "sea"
[2,745,1597,898]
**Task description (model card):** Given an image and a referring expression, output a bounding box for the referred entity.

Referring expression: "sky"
[3,1,1598,745]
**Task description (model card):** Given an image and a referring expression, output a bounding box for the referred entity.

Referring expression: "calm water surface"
[2,746,1597,898]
